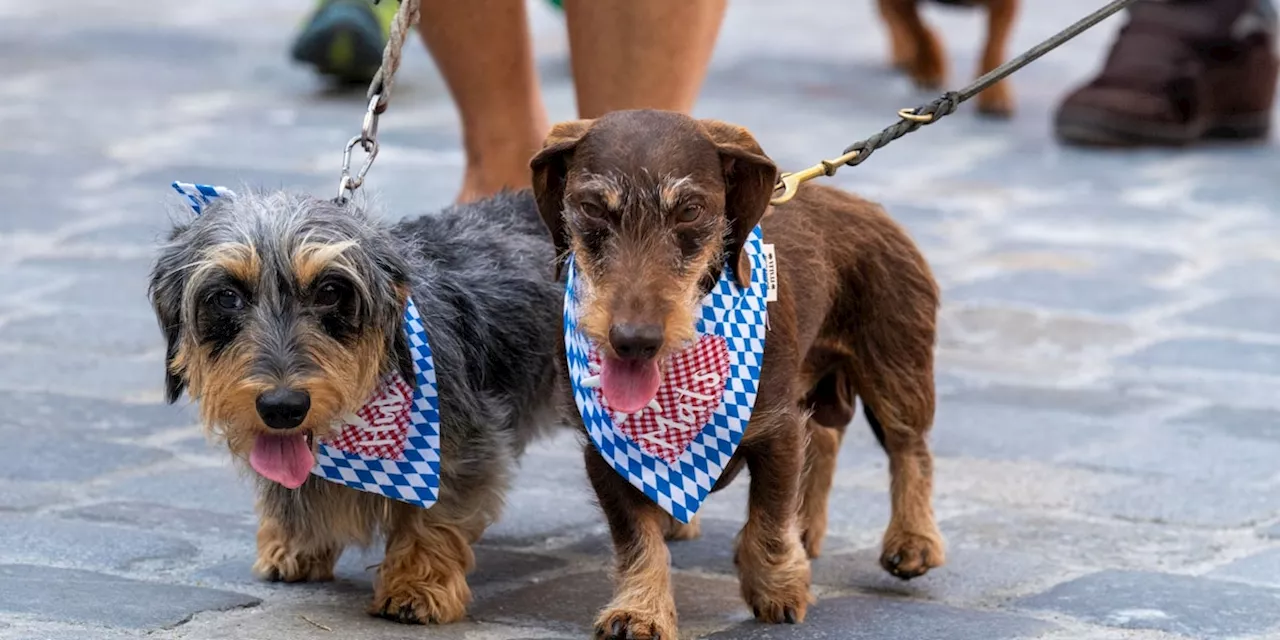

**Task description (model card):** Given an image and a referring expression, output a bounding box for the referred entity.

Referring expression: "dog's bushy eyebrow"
[574,172,626,211]
[655,175,710,211]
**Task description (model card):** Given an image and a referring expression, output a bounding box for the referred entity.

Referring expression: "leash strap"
[772,0,1142,204]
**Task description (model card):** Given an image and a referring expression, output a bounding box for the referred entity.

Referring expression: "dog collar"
[563,225,770,523]
[171,182,443,509]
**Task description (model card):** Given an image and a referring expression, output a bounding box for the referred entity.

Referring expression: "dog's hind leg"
[737,405,813,624]
[586,445,679,640]
[371,500,486,625]
[852,333,945,580]
[844,230,944,581]
[864,400,944,580]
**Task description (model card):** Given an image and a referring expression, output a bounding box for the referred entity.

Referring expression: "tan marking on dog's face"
[205,242,260,284]
[658,175,694,213]
[292,240,360,290]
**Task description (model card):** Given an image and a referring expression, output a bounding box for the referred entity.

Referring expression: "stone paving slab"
[1018,570,1280,638]
[705,595,1056,640]
[0,514,197,572]
[3,0,1280,638]
[0,564,259,630]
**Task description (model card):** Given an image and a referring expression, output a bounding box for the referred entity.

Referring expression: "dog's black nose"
[609,323,664,360]
[256,388,311,430]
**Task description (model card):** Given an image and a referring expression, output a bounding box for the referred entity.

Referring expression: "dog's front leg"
[736,407,813,624]
[253,481,349,583]
[586,445,679,640]
[371,501,480,625]
[253,514,341,583]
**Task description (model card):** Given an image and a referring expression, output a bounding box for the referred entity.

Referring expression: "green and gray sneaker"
[290,0,398,84]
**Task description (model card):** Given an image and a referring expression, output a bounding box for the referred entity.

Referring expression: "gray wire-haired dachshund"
[147,190,562,624]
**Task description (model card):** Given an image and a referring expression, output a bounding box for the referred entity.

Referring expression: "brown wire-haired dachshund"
[531,110,943,639]
[878,0,1020,116]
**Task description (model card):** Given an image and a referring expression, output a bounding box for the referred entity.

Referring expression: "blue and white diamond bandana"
[171,181,443,509]
[564,225,769,523]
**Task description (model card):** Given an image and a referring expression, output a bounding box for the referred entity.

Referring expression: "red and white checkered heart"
[591,334,731,465]
[327,373,413,460]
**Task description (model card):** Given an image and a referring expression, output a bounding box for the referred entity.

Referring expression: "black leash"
[772,0,1140,204]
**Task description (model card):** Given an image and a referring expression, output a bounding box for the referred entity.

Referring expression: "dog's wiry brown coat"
[532,110,943,639]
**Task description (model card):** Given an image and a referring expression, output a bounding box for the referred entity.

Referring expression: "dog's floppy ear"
[530,119,593,279]
[380,272,419,387]
[390,323,418,387]
[698,120,778,289]
[147,234,191,404]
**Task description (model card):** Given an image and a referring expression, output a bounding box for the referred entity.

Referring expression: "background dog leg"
[736,410,812,624]
[371,502,481,625]
[798,419,843,559]
[586,446,678,640]
[879,0,947,88]
[976,0,1018,116]
[877,0,916,69]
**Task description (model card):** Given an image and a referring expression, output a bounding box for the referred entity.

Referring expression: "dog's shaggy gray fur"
[148,189,562,616]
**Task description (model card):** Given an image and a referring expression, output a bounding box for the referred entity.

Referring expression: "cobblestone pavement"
[3,1,1280,638]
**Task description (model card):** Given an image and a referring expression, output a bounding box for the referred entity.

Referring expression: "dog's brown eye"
[578,202,606,219]
[676,204,704,223]
[215,289,243,311]
[315,282,347,307]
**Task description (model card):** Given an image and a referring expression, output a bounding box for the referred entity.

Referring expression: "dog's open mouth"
[600,356,663,413]
[249,431,316,489]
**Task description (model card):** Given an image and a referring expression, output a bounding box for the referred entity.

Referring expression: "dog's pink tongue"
[600,357,662,413]
[249,434,314,489]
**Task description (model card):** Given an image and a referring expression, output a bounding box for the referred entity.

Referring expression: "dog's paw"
[594,607,677,640]
[252,547,336,583]
[746,583,811,625]
[370,574,470,625]
[664,513,702,542]
[737,537,813,625]
[976,81,1015,118]
[880,528,945,580]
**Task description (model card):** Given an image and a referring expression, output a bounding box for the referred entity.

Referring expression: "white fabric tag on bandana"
[563,225,769,523]
[171,181,444,509]
[761,243,779,303]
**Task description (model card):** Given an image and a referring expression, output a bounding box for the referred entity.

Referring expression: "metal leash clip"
[337,94,383,202]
